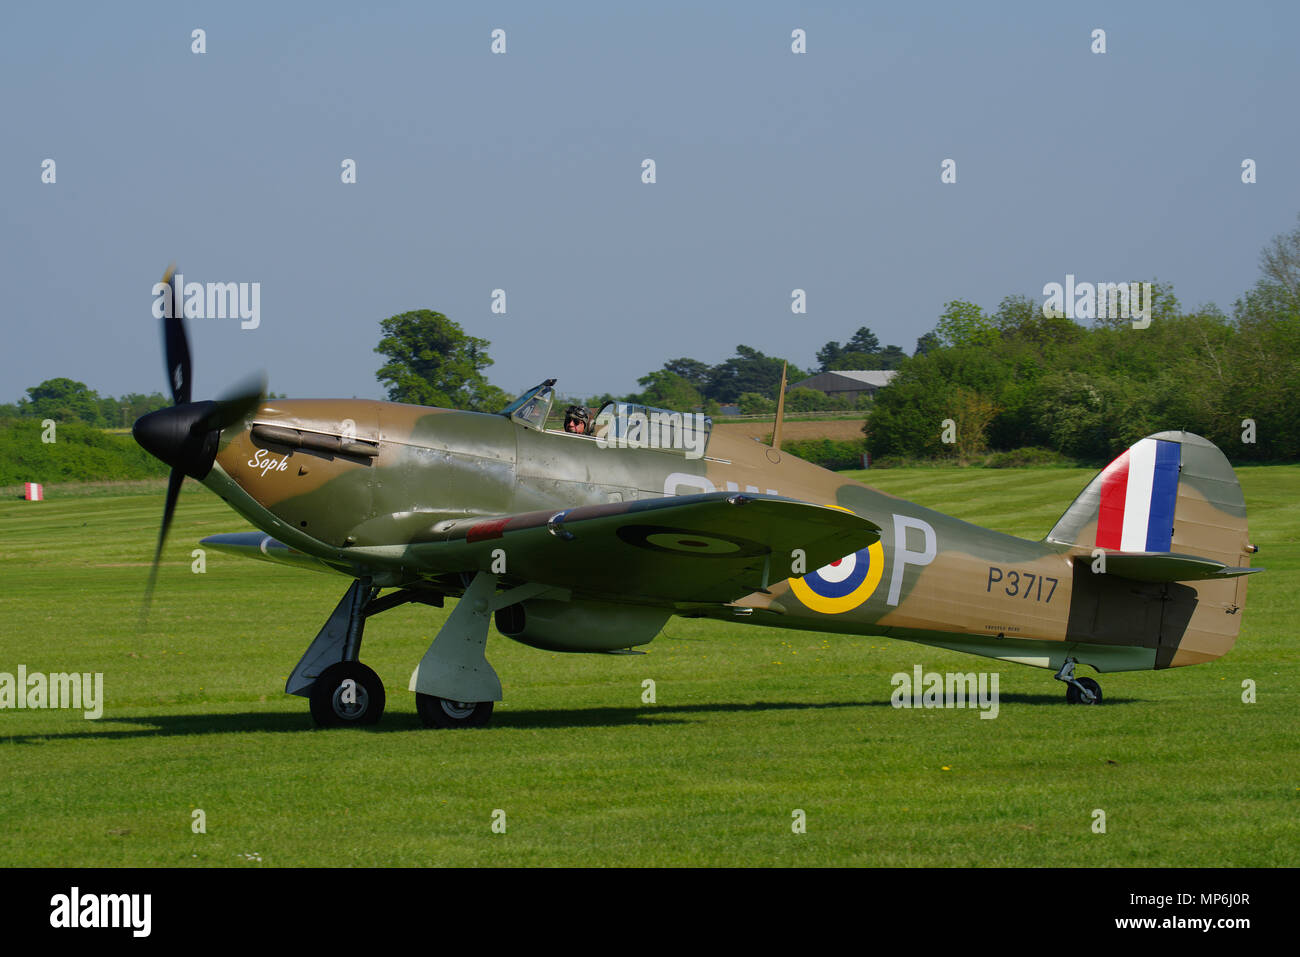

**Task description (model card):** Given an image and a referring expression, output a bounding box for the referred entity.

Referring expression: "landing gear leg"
[1055,657,1102,705]
[406,575,560,729]
[410,571,502,729]
[410,572,506,728]
[290,578,387,727]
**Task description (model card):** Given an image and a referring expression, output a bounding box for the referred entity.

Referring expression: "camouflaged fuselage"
[202,402,1252,674]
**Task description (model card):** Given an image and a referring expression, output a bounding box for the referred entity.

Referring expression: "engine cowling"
[495,599,669,653]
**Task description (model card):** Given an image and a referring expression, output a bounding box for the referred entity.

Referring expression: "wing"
[408,491,881,604]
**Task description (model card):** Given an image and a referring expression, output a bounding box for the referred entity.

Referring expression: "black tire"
[1066,676,1103,705]
[416,694,494,729]
[309,661,385,727]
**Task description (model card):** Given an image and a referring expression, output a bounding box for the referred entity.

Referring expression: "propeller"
[160,264,192,406]
[135,264,267,622]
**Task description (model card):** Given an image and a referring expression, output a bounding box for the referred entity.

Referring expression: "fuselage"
[198,399,1246,675]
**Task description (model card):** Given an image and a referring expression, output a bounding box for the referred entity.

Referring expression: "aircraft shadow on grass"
[2,693,1136,743]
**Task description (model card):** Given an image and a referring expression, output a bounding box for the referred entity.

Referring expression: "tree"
[876,345,907,369]
[814,340,843,372]
[784,386,835,413]
[1032,371,1157,461]
[845,327,881,355]
[1258,212,1300,310]
[914,331,940,356]
[736,392,775,415]
[947,386,998,464]
[1091,279,1180,331]
[1228,237,1300,460]
[825,350,876,371]
[629,370,704,410]
[374,310,509,411]
[864,344,1012,460]
[993,294,1081,345]
[662,358,713,393]
[706,345,803,404]
[817,327,885,371]
[935,300,999,348]
[19,378,104,425]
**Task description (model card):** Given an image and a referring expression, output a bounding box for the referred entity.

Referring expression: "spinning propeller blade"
[135,263,267,623]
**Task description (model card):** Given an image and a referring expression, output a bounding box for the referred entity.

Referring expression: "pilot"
[563,405,593,435]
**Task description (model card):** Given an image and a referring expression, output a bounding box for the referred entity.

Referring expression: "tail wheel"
[1066,676,1103,705]
[310,661,386,727]
[416,694,494,729]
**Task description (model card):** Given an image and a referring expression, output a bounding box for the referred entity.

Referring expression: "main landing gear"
[290,571,548,729]
[288,576,493,729]
[1054,657,1103,705]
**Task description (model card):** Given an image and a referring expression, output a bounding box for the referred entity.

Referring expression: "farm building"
[789,370,898,403]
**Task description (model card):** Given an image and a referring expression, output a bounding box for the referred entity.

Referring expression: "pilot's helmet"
[564,405,592,431]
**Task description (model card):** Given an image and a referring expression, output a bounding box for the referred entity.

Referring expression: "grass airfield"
[0,466,1296,867]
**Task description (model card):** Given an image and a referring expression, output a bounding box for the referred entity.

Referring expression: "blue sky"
[3,1,1297,403]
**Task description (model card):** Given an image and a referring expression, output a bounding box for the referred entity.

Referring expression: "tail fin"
[1046,432,1249,562]
[1047,432,1257,667]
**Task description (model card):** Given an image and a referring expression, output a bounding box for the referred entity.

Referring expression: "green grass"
[0,466,1296,866]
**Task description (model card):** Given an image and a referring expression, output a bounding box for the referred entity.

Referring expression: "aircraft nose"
[133,401,221,478]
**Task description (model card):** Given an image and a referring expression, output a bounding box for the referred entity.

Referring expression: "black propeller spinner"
[134,264,266,620]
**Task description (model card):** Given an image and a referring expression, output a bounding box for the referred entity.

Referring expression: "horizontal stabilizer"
[1089,550,1263,583]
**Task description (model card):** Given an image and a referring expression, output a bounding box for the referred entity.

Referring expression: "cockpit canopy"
[500,380,712,457]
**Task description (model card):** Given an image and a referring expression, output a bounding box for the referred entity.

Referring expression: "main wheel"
[310,661,386,727]
[1066,676,1102,705]
[416,694,494,729]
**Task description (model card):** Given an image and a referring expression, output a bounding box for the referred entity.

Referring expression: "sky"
[3,0,1298,404]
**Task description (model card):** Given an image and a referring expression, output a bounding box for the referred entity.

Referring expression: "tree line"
[369,311,909,417]
[618,331,908,416]
[10,214,1297,468]
[0,380,172,429]
[867,216,1300,464]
